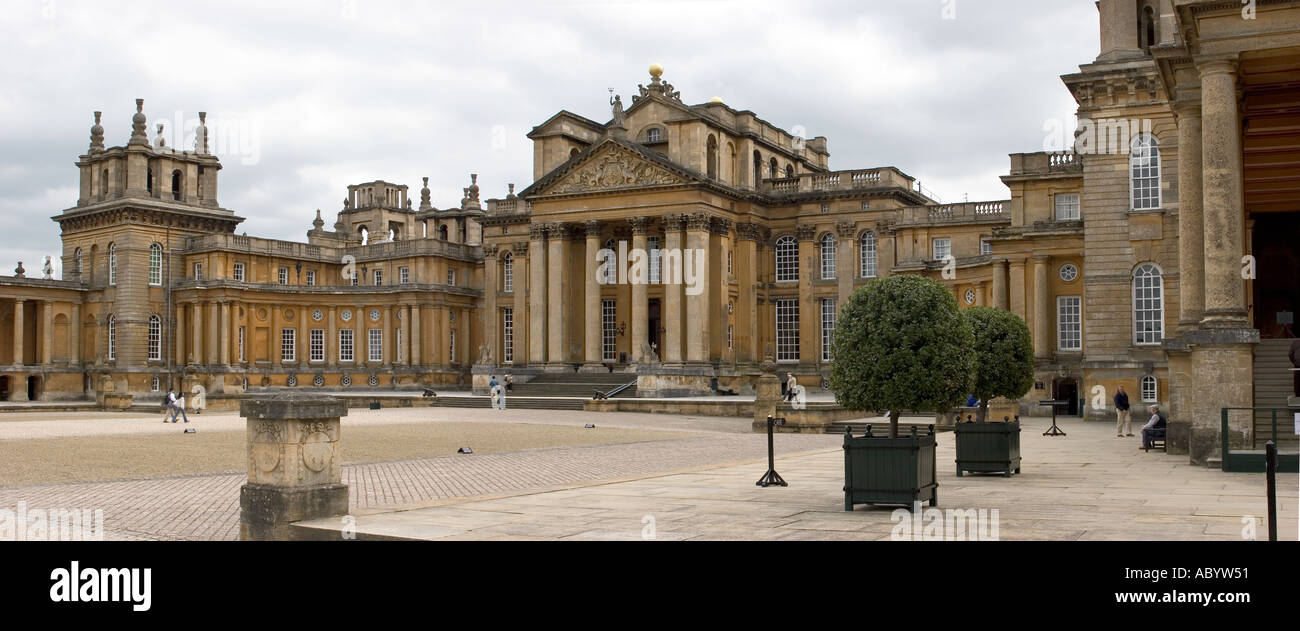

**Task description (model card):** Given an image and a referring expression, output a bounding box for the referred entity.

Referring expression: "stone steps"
[432,396,586,411]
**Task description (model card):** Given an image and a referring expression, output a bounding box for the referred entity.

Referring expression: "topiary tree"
[963,306,1035,422]
[829,275,974,438]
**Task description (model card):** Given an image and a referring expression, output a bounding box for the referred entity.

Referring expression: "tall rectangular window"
[503,259,513,292]
[373,269,383,286]
[399,267,409,284]
[278,267,288,285]
[1057,296,1082,352]
[647,236,661,284]
[281,328,296,362]
[447,269,456,286]
[350,273,358,287]
[238,326,245,362]
[820,298,836,363]
[503,308,514,364]
[310,329,324,362]
[932,238,951,261]
[601,299,616,362]
[449,328,456,363]
[396,328,403,363]
[339,329,354,362]
[233,263,245,282]
[1054,194,1081,221]
[368,328,382,362]
[148,315,161,361]
[981,240,993,256]
[193,262,203,280]
[149,245,162,285]
[306,270,316,286]
[776,299,799,362]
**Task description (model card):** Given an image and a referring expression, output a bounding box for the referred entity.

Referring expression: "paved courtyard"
[1,406,1295,541]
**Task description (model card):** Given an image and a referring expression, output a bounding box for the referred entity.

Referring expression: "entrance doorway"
[648,299,661,359]
[1251,213,1299,339]
[26,376,40,402]
[0,376,8,401]
[1054,378,1080,416]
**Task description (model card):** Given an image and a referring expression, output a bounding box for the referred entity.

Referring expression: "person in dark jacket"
[1141,405,1167,450]
[1114,385,1132,437]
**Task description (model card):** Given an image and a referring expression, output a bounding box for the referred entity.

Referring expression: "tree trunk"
[889,410,901,438]
[977,401,988,423]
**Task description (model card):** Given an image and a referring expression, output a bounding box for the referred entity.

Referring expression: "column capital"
[583,219,602,238]
[627,217,651,235]
[709,217,734,237]
[511,241,529,256]
[735,222,769,242]
[835,221,856,239]
[686,213,712,232]
[661,213,688,232]
[483,244,500,257]
[1171,97,1201,119]
[1031,254,1053,263]
[794,224,816,242]
[528,224,548,241]
[1196,56,1239,78]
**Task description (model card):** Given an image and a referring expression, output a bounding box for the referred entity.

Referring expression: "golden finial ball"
[710,96,724,104]
[649,63,664,78]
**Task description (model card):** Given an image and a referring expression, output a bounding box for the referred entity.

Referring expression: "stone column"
[71,303,81,365]
[512,243,528,366]
[992,259,1009,310]
[191,300,203,364]
[382,306,392,367]
[1032,256,1051,359]
[662,214,686,365]
[1009,260,1027,321]
[629,217,649,363]
[796,224,817,366]
[1199,58,1248,328]
[207,301,220,365]
[973,282,985,307]
[583,220,603,368]
[836,222,855,305]
[270,304,280,367]
[1174,97,1205,329]
[219,301,231,365]
[175,303,186,364]
[685,214,712,363]
[12,299,23,366]
[482,245,499,365]
[878,229,895,278]
[40,301,53,364]
[546,223,569,368]
[528,225,547,365]
[402,305,413,366]
[409,305,420,366]
[239,393,349,541]
[327,307,337,365]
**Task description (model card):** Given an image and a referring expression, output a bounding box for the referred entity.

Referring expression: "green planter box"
[843,426,938,510]
[954,420,1021,477]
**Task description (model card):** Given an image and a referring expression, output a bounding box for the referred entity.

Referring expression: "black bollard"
[1266,441,1278,542]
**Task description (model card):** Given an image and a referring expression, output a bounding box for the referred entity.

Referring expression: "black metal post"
[756,415,788,487]
[1266,440,1278,542]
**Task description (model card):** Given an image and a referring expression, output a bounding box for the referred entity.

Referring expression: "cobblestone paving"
[0,407,841,541]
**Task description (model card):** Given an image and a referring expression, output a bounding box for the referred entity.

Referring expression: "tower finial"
[89,111,105,153]
[128,98,149,146]
[419,177,432,211]
[194,111,209,154]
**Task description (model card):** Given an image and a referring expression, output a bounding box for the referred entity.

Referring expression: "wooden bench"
[1142,426,1167,452]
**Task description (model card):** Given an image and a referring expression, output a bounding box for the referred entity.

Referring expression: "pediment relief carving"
[548,145,689,195]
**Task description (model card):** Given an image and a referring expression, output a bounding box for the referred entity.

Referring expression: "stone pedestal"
[1185,328,1258,466]
[239,392,349,541]
[752,372,781,430]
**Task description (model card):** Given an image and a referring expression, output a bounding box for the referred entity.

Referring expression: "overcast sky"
[0,0,1098,278]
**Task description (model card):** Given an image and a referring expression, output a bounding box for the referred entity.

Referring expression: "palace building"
[2,0,1297,466]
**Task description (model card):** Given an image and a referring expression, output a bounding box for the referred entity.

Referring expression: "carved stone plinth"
[239,392,349,541]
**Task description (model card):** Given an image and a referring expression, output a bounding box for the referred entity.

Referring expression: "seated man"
[1140,404,1167,451]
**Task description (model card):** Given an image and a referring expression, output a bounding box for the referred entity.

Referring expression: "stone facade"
[2,1,1298,468]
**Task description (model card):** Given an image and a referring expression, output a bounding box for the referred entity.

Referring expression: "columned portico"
[661,214,685,365]
[583,220,602,369]
[545,222,569,369]
[629,217,649,363]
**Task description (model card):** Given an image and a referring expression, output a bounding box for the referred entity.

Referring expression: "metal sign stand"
[1039,400,1067,437]
[756,415,788,487]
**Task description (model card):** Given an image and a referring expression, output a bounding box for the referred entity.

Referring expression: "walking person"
[1114,385,1132,438]
[785,373,797,402]
[165,387,189,424]
[505,374,513,393]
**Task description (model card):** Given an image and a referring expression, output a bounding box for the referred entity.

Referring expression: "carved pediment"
[547,144,690,195]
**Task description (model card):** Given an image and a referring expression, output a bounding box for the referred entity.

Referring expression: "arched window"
[775,236,798,282]
[107,243,117,285]
[768,157,778,180]
[502,252,514,293]
[706,135,718,180]
[149,243,162,285]
[1139,5,1157,52]
[359,226,369,245]
[146,167,154,196]
[107,315,116,360]
[1133,263,1164,345]
[860,231,877,278]
[785,164,794,178]
[728,142,737,184]
[148,314,161,360]
[171,170,182,201]
[602,238,618,284]
[646,127,662,143]
[74,247,83,279]
[1140,375,1158,403]
[753,151,762,188]
[820,233,836,280]
[438,225,449,241]
[1130,135,1161,210]
[569,148,580,159]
